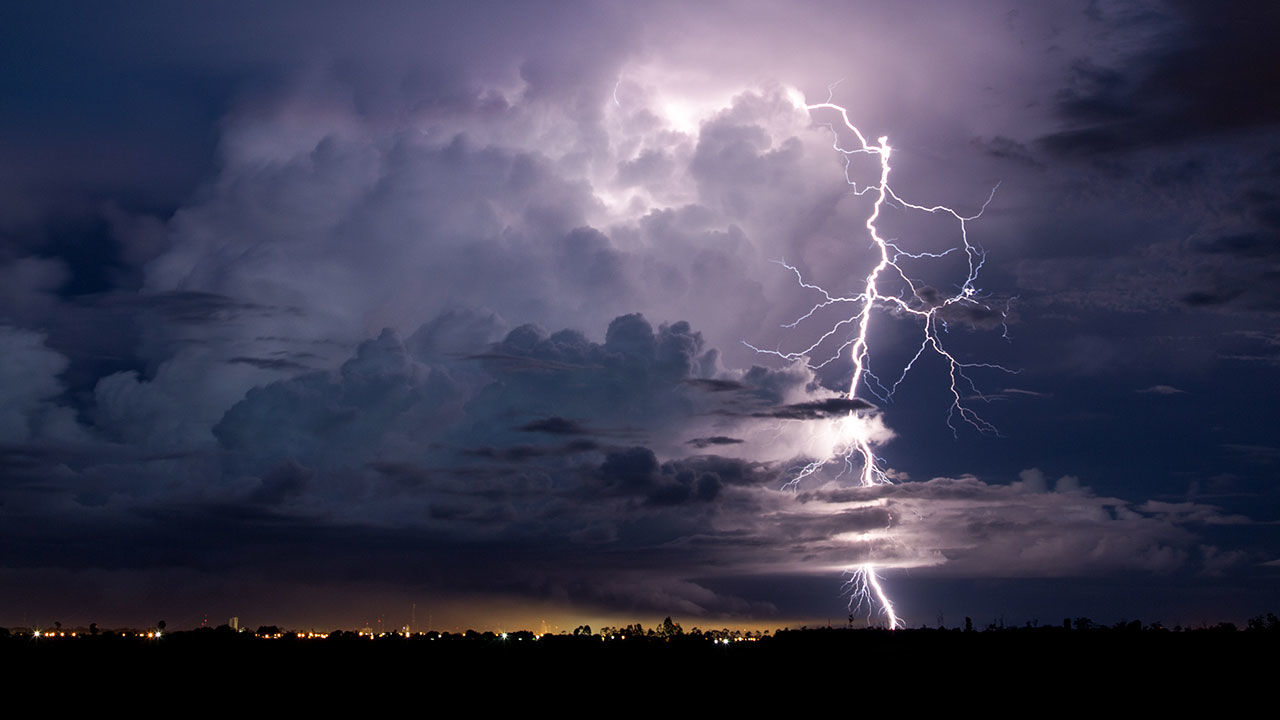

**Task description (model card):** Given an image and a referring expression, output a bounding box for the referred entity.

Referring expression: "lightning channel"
[751,87,1013,629]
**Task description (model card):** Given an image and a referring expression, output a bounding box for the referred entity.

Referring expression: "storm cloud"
[1,1,1277,628]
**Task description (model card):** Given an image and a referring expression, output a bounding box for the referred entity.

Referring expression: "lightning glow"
[750,86,1011,629]
[845,564,899,629]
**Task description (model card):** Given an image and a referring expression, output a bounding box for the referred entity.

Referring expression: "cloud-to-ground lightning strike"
[748,89,1011,629]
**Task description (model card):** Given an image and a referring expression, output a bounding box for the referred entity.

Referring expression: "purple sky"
[1,0,1278,631]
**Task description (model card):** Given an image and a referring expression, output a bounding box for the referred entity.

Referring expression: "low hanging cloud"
[787,475,1251,578]
[6,302,1251,619]
[518,417,592,436]
[1137,384,1186,395]
[0,308,1257,619]
[752,397,877,420]
[687,436,745,449]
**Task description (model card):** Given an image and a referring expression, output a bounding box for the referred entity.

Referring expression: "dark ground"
[6,625,1272,704]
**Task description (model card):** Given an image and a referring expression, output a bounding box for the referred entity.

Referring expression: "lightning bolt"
[845,564,899,629]
[748,87,1012,629]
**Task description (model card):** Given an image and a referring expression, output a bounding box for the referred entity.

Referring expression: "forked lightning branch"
[748,88,1011,628]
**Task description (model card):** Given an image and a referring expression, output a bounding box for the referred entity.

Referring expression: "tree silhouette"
[1247,613,1280,632]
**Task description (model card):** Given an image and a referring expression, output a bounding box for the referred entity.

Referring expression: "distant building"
[230,616,239,632]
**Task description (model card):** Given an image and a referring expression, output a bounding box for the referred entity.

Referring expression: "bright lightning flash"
[845,564,899,630]
[750,88,1011,629]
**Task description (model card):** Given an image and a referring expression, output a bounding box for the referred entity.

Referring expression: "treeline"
[928,611,1280,633]
[5,614,1276,694]
[3,612,1279,642]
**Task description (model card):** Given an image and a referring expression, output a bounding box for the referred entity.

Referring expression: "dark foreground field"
[6,625,1272,701]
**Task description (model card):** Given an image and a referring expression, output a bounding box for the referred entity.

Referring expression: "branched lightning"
[749,88,1013,629]
[844,564,899,629]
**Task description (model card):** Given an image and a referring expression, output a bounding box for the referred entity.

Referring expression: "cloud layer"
[1,1,1277,627]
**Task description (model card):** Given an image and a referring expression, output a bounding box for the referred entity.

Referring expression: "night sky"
[2,0,1278,632]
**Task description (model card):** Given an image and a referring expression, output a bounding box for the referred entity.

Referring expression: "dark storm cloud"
[1195,231,1280,260]
[365,461,431,487]
[460,316,723,435]
[662,454,777,489]
[598,446,661,491]
[248,460,313,506]
[110,291,286,325]
[685,378,748,393]
[971,135,1040,167]
[687,436,745,449]
[228,356,311,372]
[911,285,1014,330]
[1041,2,1280,157]
[3,0,1277,626]
[593,447,774,505]
[211,310,779,475]
[466,353,592,373]
[0,456,1245,589]
[518,417,591,436]
[1180,289,1239,307]
[463,440,600,462]
[0,325,85,445]
[213,326,477,475]
[1010,2,1280,329]
[753,397,876,420]
[1177,184,1280,310]
[0,310,881,617]
[901,3,1280,328]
